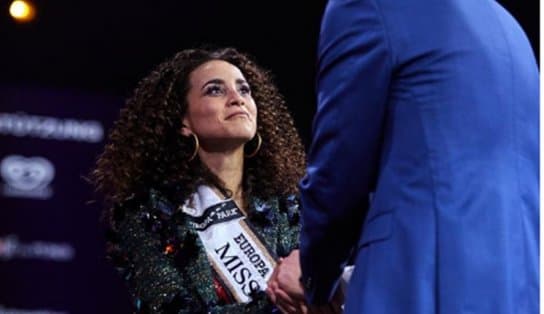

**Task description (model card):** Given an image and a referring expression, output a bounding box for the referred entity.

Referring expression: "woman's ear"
[180,121,192,137]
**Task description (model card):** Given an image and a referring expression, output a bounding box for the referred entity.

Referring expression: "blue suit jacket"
[299,0,539,313]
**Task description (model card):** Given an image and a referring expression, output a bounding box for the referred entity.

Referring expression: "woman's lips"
[226,111,249,119]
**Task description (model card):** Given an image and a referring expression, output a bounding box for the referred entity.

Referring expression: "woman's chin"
[228,128,256,142]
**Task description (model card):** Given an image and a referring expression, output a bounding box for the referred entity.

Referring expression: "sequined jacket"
[107,188,301,314]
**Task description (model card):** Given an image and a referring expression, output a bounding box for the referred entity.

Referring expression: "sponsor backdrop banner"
[0,86,132,313]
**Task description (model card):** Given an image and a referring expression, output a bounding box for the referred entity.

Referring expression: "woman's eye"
[205,85,224,95]
[239,85,251,95]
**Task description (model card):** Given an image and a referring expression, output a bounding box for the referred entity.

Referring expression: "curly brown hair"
[91,47,306,223]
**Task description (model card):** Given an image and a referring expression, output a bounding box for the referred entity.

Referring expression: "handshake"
[266,250,351,314]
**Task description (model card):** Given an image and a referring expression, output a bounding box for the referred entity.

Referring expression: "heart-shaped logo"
[0,155,55,191]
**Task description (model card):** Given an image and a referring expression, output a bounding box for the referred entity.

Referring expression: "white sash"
[181,185,277,303]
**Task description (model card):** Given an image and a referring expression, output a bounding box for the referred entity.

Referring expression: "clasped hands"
[266,250,343,314]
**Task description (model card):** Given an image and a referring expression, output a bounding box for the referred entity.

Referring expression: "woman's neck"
[198,147,245,206]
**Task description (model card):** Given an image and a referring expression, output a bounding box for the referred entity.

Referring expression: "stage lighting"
[9,0,36,23]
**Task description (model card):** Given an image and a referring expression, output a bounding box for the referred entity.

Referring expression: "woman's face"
[183,60,258,150]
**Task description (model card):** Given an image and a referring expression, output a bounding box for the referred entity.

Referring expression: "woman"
[91,47,306,313]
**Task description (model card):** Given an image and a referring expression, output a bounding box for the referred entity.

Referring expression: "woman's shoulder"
[251,193,300,212]
[109,188,191,252]
[112,188,179,221]
[245,194,300,233]
[277,194,301,225]
[278,194,300,212]
[116,188,176,209]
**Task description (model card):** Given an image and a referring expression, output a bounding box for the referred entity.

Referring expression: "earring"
[188,133,199,161]
[245,133,262,158]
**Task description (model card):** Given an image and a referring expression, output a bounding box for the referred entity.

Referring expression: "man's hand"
[266,250,344,313]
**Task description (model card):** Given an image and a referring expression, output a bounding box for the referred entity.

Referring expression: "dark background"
[1,0,537,146]
[0,1,538,313]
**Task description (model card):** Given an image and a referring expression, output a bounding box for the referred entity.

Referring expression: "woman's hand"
[266,249,344,314]
[267,250,307,313]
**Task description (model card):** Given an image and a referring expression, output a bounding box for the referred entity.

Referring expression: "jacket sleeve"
[299,0,393,305]
[114,206,198,313]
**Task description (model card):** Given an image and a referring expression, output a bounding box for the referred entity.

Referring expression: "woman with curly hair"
[91,47,306,313]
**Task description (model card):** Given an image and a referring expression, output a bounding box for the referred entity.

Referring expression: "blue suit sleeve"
[299,0,393,304]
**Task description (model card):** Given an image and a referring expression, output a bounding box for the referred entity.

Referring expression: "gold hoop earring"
[245,133,262,158]
[188,133,199,161]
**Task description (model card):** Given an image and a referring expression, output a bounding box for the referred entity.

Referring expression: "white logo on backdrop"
[0,234,75,262]
[0,155,55,199]
[0,112,104,143]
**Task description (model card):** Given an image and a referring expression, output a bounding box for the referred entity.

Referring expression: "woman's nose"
[228,90,245,106]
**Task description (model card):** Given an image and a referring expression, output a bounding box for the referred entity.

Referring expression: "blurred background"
[0,1,538,313]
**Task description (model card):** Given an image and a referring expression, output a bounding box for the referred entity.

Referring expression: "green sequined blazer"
[107,188,301,314]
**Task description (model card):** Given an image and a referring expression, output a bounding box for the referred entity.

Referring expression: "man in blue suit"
[268,0,539,313]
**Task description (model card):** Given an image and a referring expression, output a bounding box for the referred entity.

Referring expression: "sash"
[181,185,277,303]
